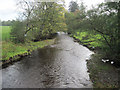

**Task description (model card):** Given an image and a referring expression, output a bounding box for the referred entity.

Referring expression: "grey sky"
[0,0,104,21]
[0,0,18,21]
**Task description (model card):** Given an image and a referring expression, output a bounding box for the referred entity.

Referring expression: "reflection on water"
[2,34,93,88]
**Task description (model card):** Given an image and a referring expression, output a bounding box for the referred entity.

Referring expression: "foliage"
[73,31,104,48]
[10,20,25,43]
[32,2,67,40]
[66,1,120,65]
[85,2,120,63]
[16,0,67,41]
[65,1,86,34]
[68,1,79,12]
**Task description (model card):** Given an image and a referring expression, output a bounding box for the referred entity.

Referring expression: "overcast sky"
[0,0,104,21]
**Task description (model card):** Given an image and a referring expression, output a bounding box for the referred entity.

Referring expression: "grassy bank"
[0,26,55,66]
[71,31,119,88]
[2,39,55,61]
[1,39,55,67]
[72,32,104,49]
[87,53,118,88]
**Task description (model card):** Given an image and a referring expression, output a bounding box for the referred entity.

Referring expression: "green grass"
[73,31,104,48]
[2,39,55,60]
[0,26,11,41]
[0,26,55,61]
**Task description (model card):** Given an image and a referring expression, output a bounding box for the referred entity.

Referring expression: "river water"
[2,33,93,88]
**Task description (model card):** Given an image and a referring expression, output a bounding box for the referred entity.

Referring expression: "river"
[2,33,93,88]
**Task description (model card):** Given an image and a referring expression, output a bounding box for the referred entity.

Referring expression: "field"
[0,26,11,41]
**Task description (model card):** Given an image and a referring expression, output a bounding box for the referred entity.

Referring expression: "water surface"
[2,34,93,88]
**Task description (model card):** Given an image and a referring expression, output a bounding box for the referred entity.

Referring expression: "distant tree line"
[1,20,16,26]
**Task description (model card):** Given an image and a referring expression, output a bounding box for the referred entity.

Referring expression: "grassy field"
[0,26,11,41]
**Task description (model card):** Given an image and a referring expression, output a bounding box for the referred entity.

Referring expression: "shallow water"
[2,34,93,88]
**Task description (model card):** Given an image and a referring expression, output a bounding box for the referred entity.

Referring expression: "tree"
[69,1,79,12]
[66,1,120,65]
[27,1,67,40]
[65,2,86,34]
[84,2,120,64]
[1,20,15,26]
[10,0,67,42]
[10,20,25,43]
[106,1,120,55]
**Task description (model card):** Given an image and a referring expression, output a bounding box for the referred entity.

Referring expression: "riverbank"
[1,39,55,68]
[87,52,119,88]
[70,32,119,88]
